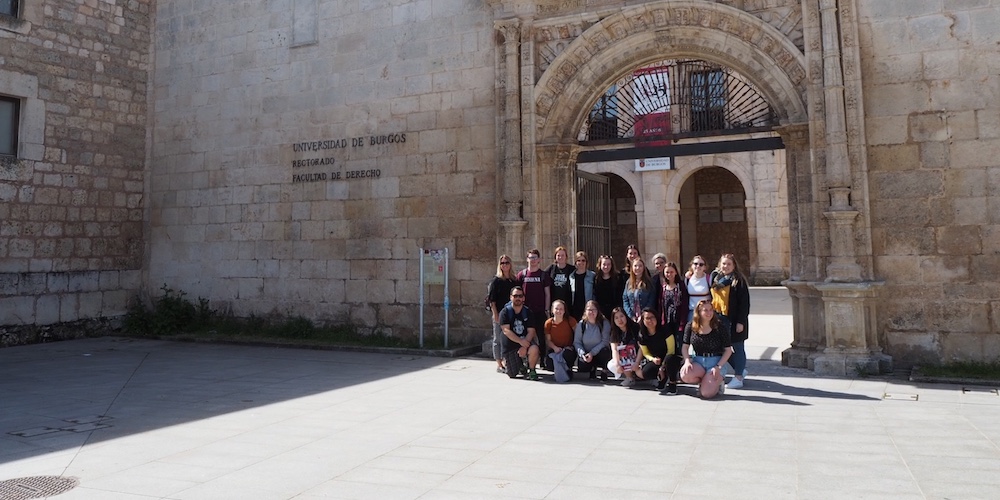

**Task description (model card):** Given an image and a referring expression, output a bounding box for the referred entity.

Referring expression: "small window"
[0,0,19,18]
[0,95,19,157]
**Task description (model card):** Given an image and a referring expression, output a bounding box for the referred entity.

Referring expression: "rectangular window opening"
[0,94,20,158]
[1,0,19,18]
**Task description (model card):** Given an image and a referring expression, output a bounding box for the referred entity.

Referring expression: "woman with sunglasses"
[685,255,711,323]
[489,255,519,373]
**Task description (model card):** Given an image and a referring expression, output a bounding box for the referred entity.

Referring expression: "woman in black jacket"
[489,255,519,373]
[709,253,750,389]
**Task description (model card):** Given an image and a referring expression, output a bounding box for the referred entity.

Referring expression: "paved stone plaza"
[1,289,998,499]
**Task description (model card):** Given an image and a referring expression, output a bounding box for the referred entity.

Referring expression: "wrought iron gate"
[576,171,610,263]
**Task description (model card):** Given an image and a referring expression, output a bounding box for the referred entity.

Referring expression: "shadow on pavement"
[0,337,455,466]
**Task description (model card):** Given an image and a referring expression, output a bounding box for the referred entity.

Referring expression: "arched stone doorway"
[495,0,891,376]
[679,167,750,276]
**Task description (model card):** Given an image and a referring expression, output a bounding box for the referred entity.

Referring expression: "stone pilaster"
[495,18,524,223]
[533,143,579,251]
[495,18,527,257]
[775,123,819,281]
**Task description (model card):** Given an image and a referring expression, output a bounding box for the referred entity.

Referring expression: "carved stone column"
[819,0,862,282]
[788,0,890,376]
[533,143,579,252]
[495,18,526,256]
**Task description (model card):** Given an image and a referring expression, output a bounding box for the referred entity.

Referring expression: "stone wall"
[0,0,150,326]
[859,1,1000,364]
[149,0,498,342]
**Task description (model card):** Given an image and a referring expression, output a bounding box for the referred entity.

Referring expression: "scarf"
[712,272,735,290]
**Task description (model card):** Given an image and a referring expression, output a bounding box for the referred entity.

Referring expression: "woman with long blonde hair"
[621,257,654,323]
[680,300,734,399]
[488,254,518,373]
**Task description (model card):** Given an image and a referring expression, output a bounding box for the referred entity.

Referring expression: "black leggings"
[637,355,681,382]
[576,347,612,374]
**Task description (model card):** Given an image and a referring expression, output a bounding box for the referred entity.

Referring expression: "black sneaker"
[662,383,678,395]
[600,369,608,382]
[656,378,668,391]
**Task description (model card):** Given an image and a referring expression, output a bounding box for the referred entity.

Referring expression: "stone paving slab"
[1,332,999,499]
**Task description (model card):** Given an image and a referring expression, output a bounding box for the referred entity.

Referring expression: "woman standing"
[607,307,640,385]
[544,300,578,375]
[546,246,575,313]
[651,253,668,279]
[680,300,734,399]
[593,255,621,320]
[573,300,612,381]
[568,251,595,321]
[710,253,751,389]
[489,255,519,373]
[633,308,682,393]
[622,258,655,323]
[653,261,689,338]
[685,255,711,322]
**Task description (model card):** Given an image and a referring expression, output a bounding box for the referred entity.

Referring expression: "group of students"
[488,246,750,399]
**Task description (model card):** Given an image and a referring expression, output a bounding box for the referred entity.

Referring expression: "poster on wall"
[699,209,721,223]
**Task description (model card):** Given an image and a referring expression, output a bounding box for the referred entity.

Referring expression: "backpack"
[483,278,495,312]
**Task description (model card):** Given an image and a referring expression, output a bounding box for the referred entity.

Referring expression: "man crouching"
[499,286,541,380]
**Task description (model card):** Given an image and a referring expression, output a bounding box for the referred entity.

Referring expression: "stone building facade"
[2,0,998,373]
[0,0,149,337]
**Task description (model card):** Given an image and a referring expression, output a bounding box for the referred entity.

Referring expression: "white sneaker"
[726,377,744,390]
[621,377,635,388]
[717,380,726,395]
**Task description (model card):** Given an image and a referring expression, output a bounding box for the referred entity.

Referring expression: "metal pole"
[419,247,424,348]
[444,247,450,349]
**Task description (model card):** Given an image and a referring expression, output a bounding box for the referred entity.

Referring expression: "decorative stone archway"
[530,2,807,256]
[494,0,890,376]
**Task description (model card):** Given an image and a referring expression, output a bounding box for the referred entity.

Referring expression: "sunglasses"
[527,256,539,260]
[500,261,511,265]
[693,262,705,267]
[511,294,524,298]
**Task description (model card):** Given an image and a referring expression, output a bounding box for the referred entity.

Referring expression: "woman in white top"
[685,255,711,322]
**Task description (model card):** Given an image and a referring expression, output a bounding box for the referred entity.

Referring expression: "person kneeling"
[634,308,682,393]
[499,287,541,380]
[574,300,612,381]
[680,300,733,398]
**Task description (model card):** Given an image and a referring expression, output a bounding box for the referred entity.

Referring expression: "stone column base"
[781,347,821,370]
[780,280,892,376]
[499,220,528,257]
[813,348,893,377]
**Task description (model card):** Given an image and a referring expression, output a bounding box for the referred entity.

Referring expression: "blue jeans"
[492,321,503,361]
[728,342,746,377]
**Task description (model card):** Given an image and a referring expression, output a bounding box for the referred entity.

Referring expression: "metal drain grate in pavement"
[0,476,79,499]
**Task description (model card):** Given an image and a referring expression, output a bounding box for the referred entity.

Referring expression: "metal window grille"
[580,60,776,144]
